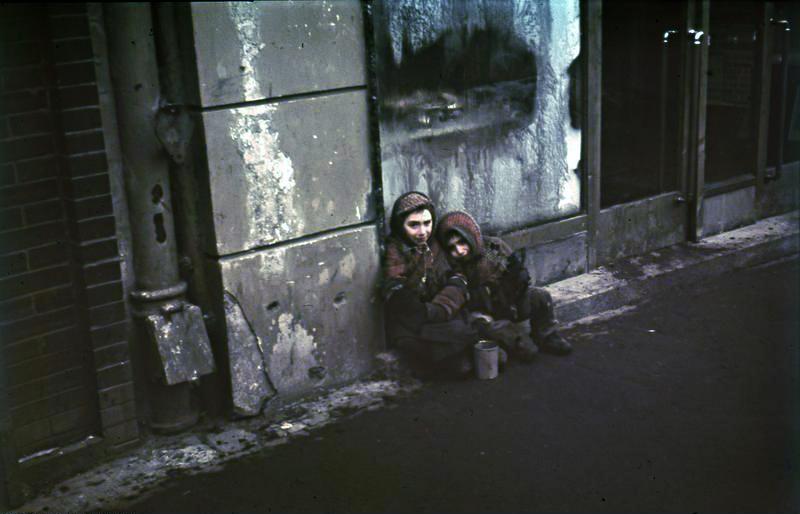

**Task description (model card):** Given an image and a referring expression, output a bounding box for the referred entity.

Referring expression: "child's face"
[447,233,471,261]
[402,209,433,244]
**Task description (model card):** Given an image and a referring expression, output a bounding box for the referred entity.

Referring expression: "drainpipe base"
[148,381,199,434]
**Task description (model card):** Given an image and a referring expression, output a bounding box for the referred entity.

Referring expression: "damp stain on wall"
[375,0,582,234]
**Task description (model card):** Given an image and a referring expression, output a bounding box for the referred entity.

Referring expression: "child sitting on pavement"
[436,210,573,362]
[382,192,483,376]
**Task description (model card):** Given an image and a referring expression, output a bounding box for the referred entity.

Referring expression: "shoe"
[540,331,572,355]
[514,334,539,362]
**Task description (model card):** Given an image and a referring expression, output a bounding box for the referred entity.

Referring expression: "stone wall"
[182,1,384,412]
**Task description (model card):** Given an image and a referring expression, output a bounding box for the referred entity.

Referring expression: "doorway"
[598,0,695,261]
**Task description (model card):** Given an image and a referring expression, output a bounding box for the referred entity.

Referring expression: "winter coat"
[382,192,469,330]
[438,211,531,322]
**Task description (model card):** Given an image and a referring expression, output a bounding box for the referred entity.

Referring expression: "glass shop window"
[373,0,583,233]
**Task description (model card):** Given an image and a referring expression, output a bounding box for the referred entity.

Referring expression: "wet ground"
[119,258,799,513]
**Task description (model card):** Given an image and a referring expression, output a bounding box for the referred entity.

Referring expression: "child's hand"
[469,312,494,325]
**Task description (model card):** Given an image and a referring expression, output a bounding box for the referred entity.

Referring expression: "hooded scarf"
[383,192,464,318]
[437,210,529,319]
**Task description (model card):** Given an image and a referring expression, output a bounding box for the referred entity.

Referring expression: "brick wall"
[0,2,138,467]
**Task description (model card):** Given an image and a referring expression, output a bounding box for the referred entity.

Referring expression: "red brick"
[1,41,44,67]
[28,241,69,270]
[102,418,139,446]
[0,163,15,186]
[11,385,92,427]
[9,111,54,137]
[9,365,88,409]
[0,133,54,162]
[65,152,107,178]
[24,199,64,225]
[0,264,70,301]
[1,306,76,346]
[33,285,74,313]
[83,260,121,286]
[97,381,135,410]
[4,326,78,365]
[55,61,95,86]
[64,130,104,154]
[96,361,133,389]
[89,301,126,327]
[0,220,67,255]
[77,215,116,242]
[60,107,101,132]
[71,174,109,198]
[94,342,132,370]
[78,238,119,263]
[99,400,137,428]
[52,38,93,64]
[57,84,98,109]
[0,207,23,231]
[73,194,112,220]
[16,156,60,183]
[0,296,34,323]
[10,418,51,453]
[89,321,128,348]
[49,403,96,434]
[1,67,44,92]
[0,13,45,43]
[0,179,59,207]
[0,89,48,115]
[48,4,88,15]
[86,280,123,307]
[49,16,90,40]
[0,252,27,276]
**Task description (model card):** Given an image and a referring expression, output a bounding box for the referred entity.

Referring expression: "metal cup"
[473,340,499,380]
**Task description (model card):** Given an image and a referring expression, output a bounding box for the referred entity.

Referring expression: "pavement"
[106,255,800,513]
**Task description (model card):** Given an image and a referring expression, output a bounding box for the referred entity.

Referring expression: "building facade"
[1,1,797,507]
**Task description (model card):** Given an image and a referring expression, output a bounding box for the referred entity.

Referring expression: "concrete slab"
[701,186,756,238]
[190,1,366,107]
[202,90,374,256]
[217,225,384,399]
[525,232,587,286]
[223,292,276,417]
[550,211,800,324]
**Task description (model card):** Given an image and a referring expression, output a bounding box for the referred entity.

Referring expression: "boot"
[514,333,539,362]
[539,331,572,355]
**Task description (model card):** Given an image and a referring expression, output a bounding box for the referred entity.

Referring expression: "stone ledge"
[549,211,800,325]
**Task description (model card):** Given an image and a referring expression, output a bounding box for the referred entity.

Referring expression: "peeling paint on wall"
[226,3,303,248]
[271,313,320,393]
[228,3,264,103]
[228,105,301,247]
[218,226,383,399]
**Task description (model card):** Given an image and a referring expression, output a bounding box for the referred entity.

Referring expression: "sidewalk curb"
[549,211,800,325]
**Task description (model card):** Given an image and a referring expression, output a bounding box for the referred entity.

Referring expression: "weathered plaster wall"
[202,91,374,255]
[190,2,366,107]
[185,1,382,414]
[218,227,383,400]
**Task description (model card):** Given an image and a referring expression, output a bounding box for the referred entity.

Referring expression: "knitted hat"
[437,210,483,257]
[390,191,436,238]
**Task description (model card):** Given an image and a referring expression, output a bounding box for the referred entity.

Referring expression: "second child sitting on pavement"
[436,210,573,362]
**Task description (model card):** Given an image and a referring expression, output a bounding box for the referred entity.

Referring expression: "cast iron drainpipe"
[103,3,215,433]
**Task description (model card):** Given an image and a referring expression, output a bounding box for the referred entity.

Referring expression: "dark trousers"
[524,287,559,342]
